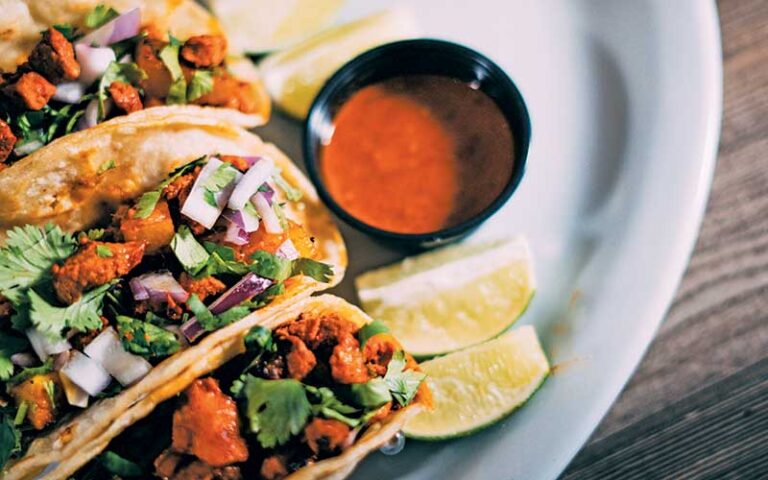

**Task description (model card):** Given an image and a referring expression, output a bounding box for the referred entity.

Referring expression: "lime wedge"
[403,326,549,440]
[203,0,346,54]
[258,9,419,119]
[355,237,535,358]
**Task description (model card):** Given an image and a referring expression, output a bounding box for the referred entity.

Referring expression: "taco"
[0,0,270,167]
[0,108,346,479]
[67,294,430,480]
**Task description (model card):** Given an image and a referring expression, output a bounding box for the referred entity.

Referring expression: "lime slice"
[203,0,346,54]
[258,9,419,119]
[403,326,549,440]
[355,237,535,358]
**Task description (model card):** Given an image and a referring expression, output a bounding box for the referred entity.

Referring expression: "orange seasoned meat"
[109,81,143,113]
[280,334,316,381]
[181,35,227,68]
[179,273,226,302]
[219,155,250,172]
[362,333,411,377]
[304,418,350,455]
[52,241,145,304]
[193,73,261,114]
[329,334,368,384]
[0,119,16,163]
[164,166,201,204]
[4,72,56,110]
[136,38,172,98]
[172,378,249,467]
[10,373,60,430]
[275,313,359,351]
[175,461,242,480]
[227,221,317,262]
[120,199,175,253]
[28,28,80,83]
[260,456,288,480]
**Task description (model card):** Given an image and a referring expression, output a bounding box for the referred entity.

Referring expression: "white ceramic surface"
[255,0,723,478]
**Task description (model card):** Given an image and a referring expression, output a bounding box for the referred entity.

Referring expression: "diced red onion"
[59,370,89,408]
[261,183,276,205]
[75,44,116,85]
[241,156,262,168]
[79,98,112,130]
[209,273,273,315]
[84,328,152,386]
[53,350,72,371]
[276,239,300,260]
[224,220,249,245]
[224,208,259,233]
[228,157,275,210]
[253,192,283,234]
[61,350,112,396]
[130,271,189,303]
[76,8,141,48]
[181,157,242,229]
[26,329,72,361]
[180,318,206,343]
[52,81,86,103]
[10,353,36,368]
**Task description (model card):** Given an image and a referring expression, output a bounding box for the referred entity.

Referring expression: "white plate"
[256,0,723,478]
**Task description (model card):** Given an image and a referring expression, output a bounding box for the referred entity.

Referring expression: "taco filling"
[0,4,266,166]
[0,154,332,470]
[74,311,429,480]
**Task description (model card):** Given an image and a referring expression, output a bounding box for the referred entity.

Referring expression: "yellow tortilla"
[2,111,348,479]
[8,296,424,480]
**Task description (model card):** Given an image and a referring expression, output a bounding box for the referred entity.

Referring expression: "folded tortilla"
[19,295,423,480]
[2,109,348,480]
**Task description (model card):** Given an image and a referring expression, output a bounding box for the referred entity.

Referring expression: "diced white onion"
[253,192,283,234]
[76,8,141,48]
[75,44,116,86]
[26,329,71,362]
[61,350,112,396]
[78,98,112,130]
[227,157,275,210]
[59,370,89,408]
[13,139,44,157]
[52,81,85,103]
[83,328,152,387]
[181,157,242,229]
[276,239,300,260]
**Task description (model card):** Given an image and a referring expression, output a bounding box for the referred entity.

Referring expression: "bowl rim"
[302,38,532,245]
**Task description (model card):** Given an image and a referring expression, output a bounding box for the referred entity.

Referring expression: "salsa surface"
[320,75,514,235]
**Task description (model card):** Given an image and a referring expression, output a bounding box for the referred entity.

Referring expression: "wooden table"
[560,1,768,477]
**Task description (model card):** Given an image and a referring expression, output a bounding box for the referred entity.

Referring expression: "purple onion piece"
[53,350,72,371]
[242,156,263,168]
[224,220,249,246]
[131,271,189,303]
[260,183,275,205]
[11,353,36,368]
[209,273,273,315]
[180,318,206,343]
[129,277,150,301]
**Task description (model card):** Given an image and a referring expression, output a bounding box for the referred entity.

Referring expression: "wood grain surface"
[560,0,768,478]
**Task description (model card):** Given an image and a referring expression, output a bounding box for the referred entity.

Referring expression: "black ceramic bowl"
[303,39,531,249]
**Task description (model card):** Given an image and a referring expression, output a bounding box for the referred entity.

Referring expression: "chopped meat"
[0,119,17,163]
[52,241,145,304]
[136,38,172,98]
[260,456,288,480]
[175,461,242,480]
[108,81,143,113]
[181,35,227,68]
[164,166,201,205]
[303,418,350,456]
[362,333,408,377]
[275,313,359,351]
[329,334,368,384]
[280,334,316,381]
[226,221,316,262]
[28,28,80,83]
[120,199,175,253]
[179,273,226,302]
[368,401,393,424]
[145,96,166,108]
[254,353,286,380]
[10,373,60,430]
[154,449,183,479]
[3,72,56,110]
[193,73,262,114]
[172,378,249,467]
[219,155,250,172]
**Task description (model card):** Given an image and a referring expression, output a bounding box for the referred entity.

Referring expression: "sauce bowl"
[303,39,531,249]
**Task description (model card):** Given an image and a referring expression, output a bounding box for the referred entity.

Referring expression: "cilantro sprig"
[133,157,206,219]
[116,316,181,358]
[384,351,426,406]
[0,334,28,381]
[28,282,113,341]
[159,37,187,105]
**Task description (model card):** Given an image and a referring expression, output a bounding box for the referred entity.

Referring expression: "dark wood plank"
[561,0,768,477]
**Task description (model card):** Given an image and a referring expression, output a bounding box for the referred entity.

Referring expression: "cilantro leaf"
[272,171,303,202]
[7,359,53,386]
[244,326,274,352]
[170,226,210,275]
[357,320,390,347]
[132,157,206,219]
[383,351,426,406]
[202,163,238,197]
[98,451,143,477]
[84,228,106,241]
[97,159,116,174]
[306,385,362,427]
[159,38,186,105]
[96,245,113,258]
[53,24,77,41]
[116,316,180,358]
[0,414,20,469]
[249,250,292,282]
[236,376,311,449]
[85,5,119,29]
[28,283,112,340]
[290,258,333,283]
[186,295,247,332]
[187,70,214,102]
[202,189,217,208]
[0,224,77,305]
[97,62,147,118]
[197,243,249,278]
[0,334,28,381]
[350,378,392,409]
